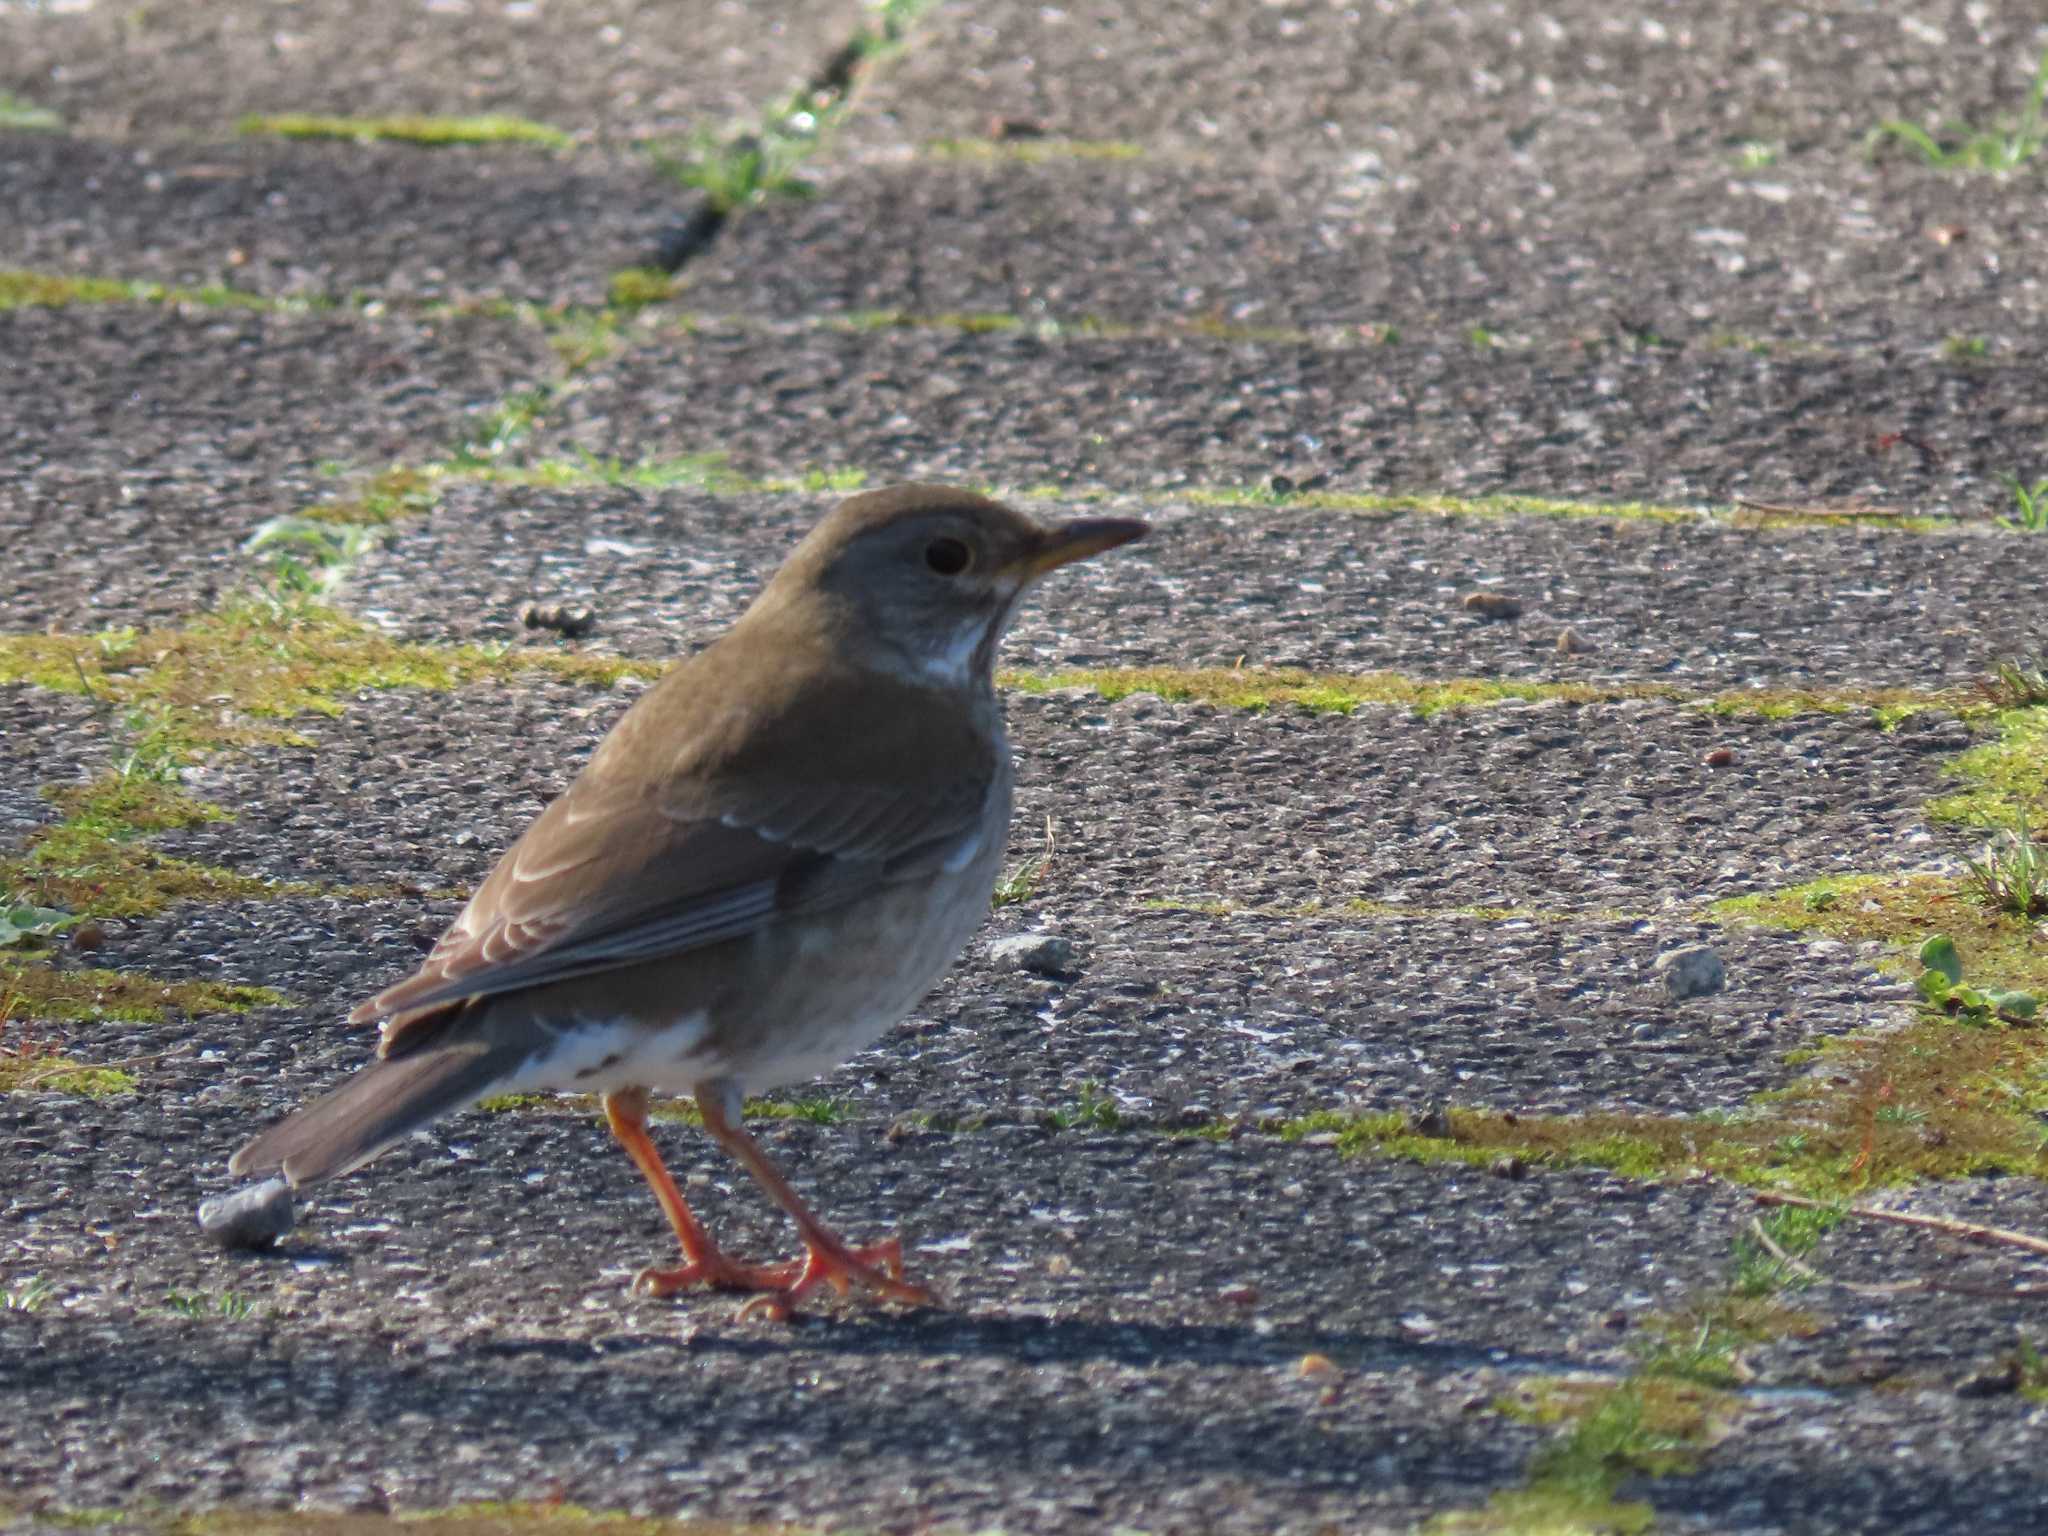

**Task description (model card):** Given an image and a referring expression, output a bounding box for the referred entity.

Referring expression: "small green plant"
[654,118,819,213]
[163,1289,256,1320]
[1999,473,2048,532]
[0,897,75,949]
[992,815,1056,908]
[1732,140,1781,169]
[1868,48,2048,171]
[449,387,551,470]
[1983,655,2048,708]
[1942,334,1991,361]
[1729,1203,1843,1298]
[1915,934,2039,1022]
[1049,1081,1124,1132]
[0,91,62,131]
[2018,1335,2048,1401]
[2,1274,54,1312]
[1959,819,2048,918]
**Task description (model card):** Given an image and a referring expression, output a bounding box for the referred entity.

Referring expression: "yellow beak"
[1012,517,1149,581]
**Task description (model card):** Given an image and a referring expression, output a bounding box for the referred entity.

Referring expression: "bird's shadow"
[476,1304,1588,1379]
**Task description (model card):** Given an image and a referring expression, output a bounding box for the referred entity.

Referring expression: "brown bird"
[231,485,1146,1314]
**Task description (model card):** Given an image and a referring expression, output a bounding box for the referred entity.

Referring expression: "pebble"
[196,1178,295,1251]
[987,933,1077,976]
[1655,944,1726,1000]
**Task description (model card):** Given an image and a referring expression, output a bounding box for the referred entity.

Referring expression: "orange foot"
[735,1233,935,1322]
[630,1249,801,1298]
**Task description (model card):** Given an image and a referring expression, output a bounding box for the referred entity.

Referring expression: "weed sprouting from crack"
[1959,817,2048,919]
[1868,47,2048,172]
[1999,471,2048,532]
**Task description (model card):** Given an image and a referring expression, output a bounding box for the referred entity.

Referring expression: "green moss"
[1424,1483,1654,1536]
[297,467,442,527]
[0,1057,135,1097]
[235,113,574,150]
[1262,1007,2048,1196]
[924,136,1145,162]
[0,91,63,131]
[1927,706,2048,826]
[0,269,279,313]
[0,953,282,1026]
[1713,871,2048,997]
[0,774,287,917]
[997,664,1957,723]
[607,267,680,308]
[0,603,657,760]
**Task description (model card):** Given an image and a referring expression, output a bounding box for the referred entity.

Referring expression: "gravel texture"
[7,0,2048,1530]
[347,481,2048,689]
[0,304,552,633]
[0,135,698,306]
[523,318,2048,523]
[683,153,2048,356]
[843,0,2048,167]
[0,0,861,142]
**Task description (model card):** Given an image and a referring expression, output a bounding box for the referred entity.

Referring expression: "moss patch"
[1430,1376,1742,1534]
[1269,992,2048,1196]
[1714,871,2048,997]
[924,136,1145,162]
[0,92,63,131]
[0,269,281,313]
[0,952,282,1025]
[235,114,574,150]
[1926,706,2048,826]
[0,1056,135,1097]
[0,601,657,762]
[0,775,285,917]
[999,665,1960,722]
[297,467,443,528]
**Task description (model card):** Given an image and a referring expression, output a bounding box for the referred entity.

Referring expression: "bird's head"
[750,484,1148,688]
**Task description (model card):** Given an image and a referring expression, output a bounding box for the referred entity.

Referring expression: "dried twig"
[1747,1218,2048,1300]
[1756,1190,2048,1259]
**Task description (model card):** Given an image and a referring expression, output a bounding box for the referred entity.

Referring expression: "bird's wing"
[356,771,990,1034]
[353,654,997,1040]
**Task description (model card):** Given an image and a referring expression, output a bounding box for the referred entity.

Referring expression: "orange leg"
[694,1083,936,1320]
[602,1087,799,1297]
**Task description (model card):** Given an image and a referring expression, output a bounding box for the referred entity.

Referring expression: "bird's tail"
[230,1030,530,1189]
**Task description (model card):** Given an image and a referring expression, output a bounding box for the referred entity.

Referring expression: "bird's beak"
[1011,517,1149,581]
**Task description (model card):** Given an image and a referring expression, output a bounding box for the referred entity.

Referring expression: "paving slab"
[686,154,2048,354]
[27,679,1937,1125]
[0,303,553,632]
[9,1073,2048,1532]
[0,134,692,305]
[845,0,2048,166]
[347,482,2047,689]
[0,0,862,142]
[525,319,2048,521]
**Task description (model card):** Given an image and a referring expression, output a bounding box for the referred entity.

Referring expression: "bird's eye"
[924,537,972,576]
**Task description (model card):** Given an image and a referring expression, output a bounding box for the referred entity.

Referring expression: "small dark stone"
[196,1178,295,1252]
[1955,1359,2022,1398]
[521,602,598,639]
[987,933,1077,976]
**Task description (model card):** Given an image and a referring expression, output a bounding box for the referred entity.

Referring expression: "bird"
[230,484,1147,1316]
